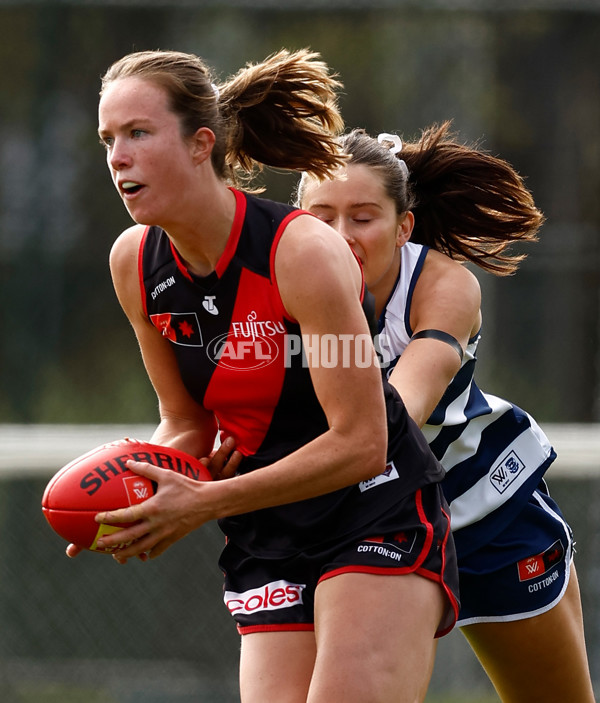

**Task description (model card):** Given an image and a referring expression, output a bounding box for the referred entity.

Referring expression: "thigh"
[240,630,316,703]
[308,571,445,703]
[461,565,595,703]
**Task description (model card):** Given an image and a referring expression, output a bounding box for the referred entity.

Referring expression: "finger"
[205,436,242,479]
[106,532,159,561]
[214,450,242,480]
[95,502,145,525]
[140,536,175,560]
[209,436,236,465]
[113,529,178,562]
[66,543,83,558]
[95,519,150,553]
[218,434,236,453]
[125,459,164,479]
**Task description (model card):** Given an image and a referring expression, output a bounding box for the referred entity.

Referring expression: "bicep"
[388,341,460,427]
[390,257,481,427]
[275,219,386,437]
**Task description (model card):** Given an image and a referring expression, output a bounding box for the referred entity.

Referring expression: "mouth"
[119,180,145,197]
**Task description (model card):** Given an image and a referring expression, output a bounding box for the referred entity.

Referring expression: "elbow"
[355,424,388,481]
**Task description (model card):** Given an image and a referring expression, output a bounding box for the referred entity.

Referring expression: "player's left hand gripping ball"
[41,438,212,553]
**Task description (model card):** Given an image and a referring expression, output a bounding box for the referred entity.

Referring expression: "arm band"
[410,329,464,362]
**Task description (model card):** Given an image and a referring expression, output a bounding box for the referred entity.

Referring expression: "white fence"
[1,423,598,478]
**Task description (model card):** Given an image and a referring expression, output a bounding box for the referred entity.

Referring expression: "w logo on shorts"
[517,539,565,582]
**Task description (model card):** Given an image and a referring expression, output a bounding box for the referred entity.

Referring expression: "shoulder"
[280,214,361,287]
[109,224,147,275]
[421,249,481,299]
[412,249,481,336]
[108,224,147,315]
[275,213,363,318]
[279,212,357,268]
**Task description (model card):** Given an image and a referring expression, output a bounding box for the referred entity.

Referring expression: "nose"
[329,217,353,244]
[332,221,362,261]
[108,138,132,171]
[336,222,355,246]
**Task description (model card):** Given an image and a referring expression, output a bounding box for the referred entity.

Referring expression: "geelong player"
[297,125,596,703]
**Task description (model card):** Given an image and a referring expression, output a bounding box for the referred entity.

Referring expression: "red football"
[41,438,212,553]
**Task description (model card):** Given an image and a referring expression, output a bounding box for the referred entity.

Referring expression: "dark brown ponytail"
[296,122,544,276]
[403,121,544,275]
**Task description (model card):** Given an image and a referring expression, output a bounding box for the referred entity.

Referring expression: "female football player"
[297,124,596,703]
[69,50,460,703]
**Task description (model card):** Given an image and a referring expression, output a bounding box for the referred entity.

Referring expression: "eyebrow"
[98,118,153,137]
[309,201,383,211]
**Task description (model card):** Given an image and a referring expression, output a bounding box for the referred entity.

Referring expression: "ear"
[190,127,216,165]
[396,211,414,247]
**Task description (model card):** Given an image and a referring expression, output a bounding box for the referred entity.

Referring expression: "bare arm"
[109,225,218,456]
[388,250,481,427]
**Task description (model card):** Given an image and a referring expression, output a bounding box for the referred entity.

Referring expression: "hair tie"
[378,132,409,178]
[211,82,220,101]
[377,132,403,155]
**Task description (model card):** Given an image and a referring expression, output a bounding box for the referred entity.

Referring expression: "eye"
[131,129,146,139]
[308,208,335,223]
[316,214,333,224]
[99,136,113,150]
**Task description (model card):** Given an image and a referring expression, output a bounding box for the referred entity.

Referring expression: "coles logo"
[224,580,305,615]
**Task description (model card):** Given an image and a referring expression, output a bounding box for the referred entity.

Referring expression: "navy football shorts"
[219,482,460,637]
[456,482,574,627]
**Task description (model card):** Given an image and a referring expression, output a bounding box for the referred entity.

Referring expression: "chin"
[124,206,154,227]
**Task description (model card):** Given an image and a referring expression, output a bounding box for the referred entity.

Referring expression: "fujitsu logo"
[224,580,305,614]
[230,310,286,338]
[207,310,284,370]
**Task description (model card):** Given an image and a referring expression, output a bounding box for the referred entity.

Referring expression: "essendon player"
[68,49,460,703]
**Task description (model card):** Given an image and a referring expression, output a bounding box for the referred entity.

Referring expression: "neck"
[372,248,402,319]
[164,184,237,277]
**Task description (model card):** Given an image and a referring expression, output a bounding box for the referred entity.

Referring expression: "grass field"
[4,688,501,703]
[0,681,502,703]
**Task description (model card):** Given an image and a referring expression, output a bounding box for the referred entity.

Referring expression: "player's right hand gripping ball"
[41,438,211,553]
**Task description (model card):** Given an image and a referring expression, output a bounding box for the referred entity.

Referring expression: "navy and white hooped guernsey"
[378,242,556,558]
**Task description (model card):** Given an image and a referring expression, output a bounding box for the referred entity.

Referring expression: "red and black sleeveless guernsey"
[139,188,445,558]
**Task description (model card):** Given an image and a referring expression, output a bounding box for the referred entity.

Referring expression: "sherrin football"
[41,438,212,553]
